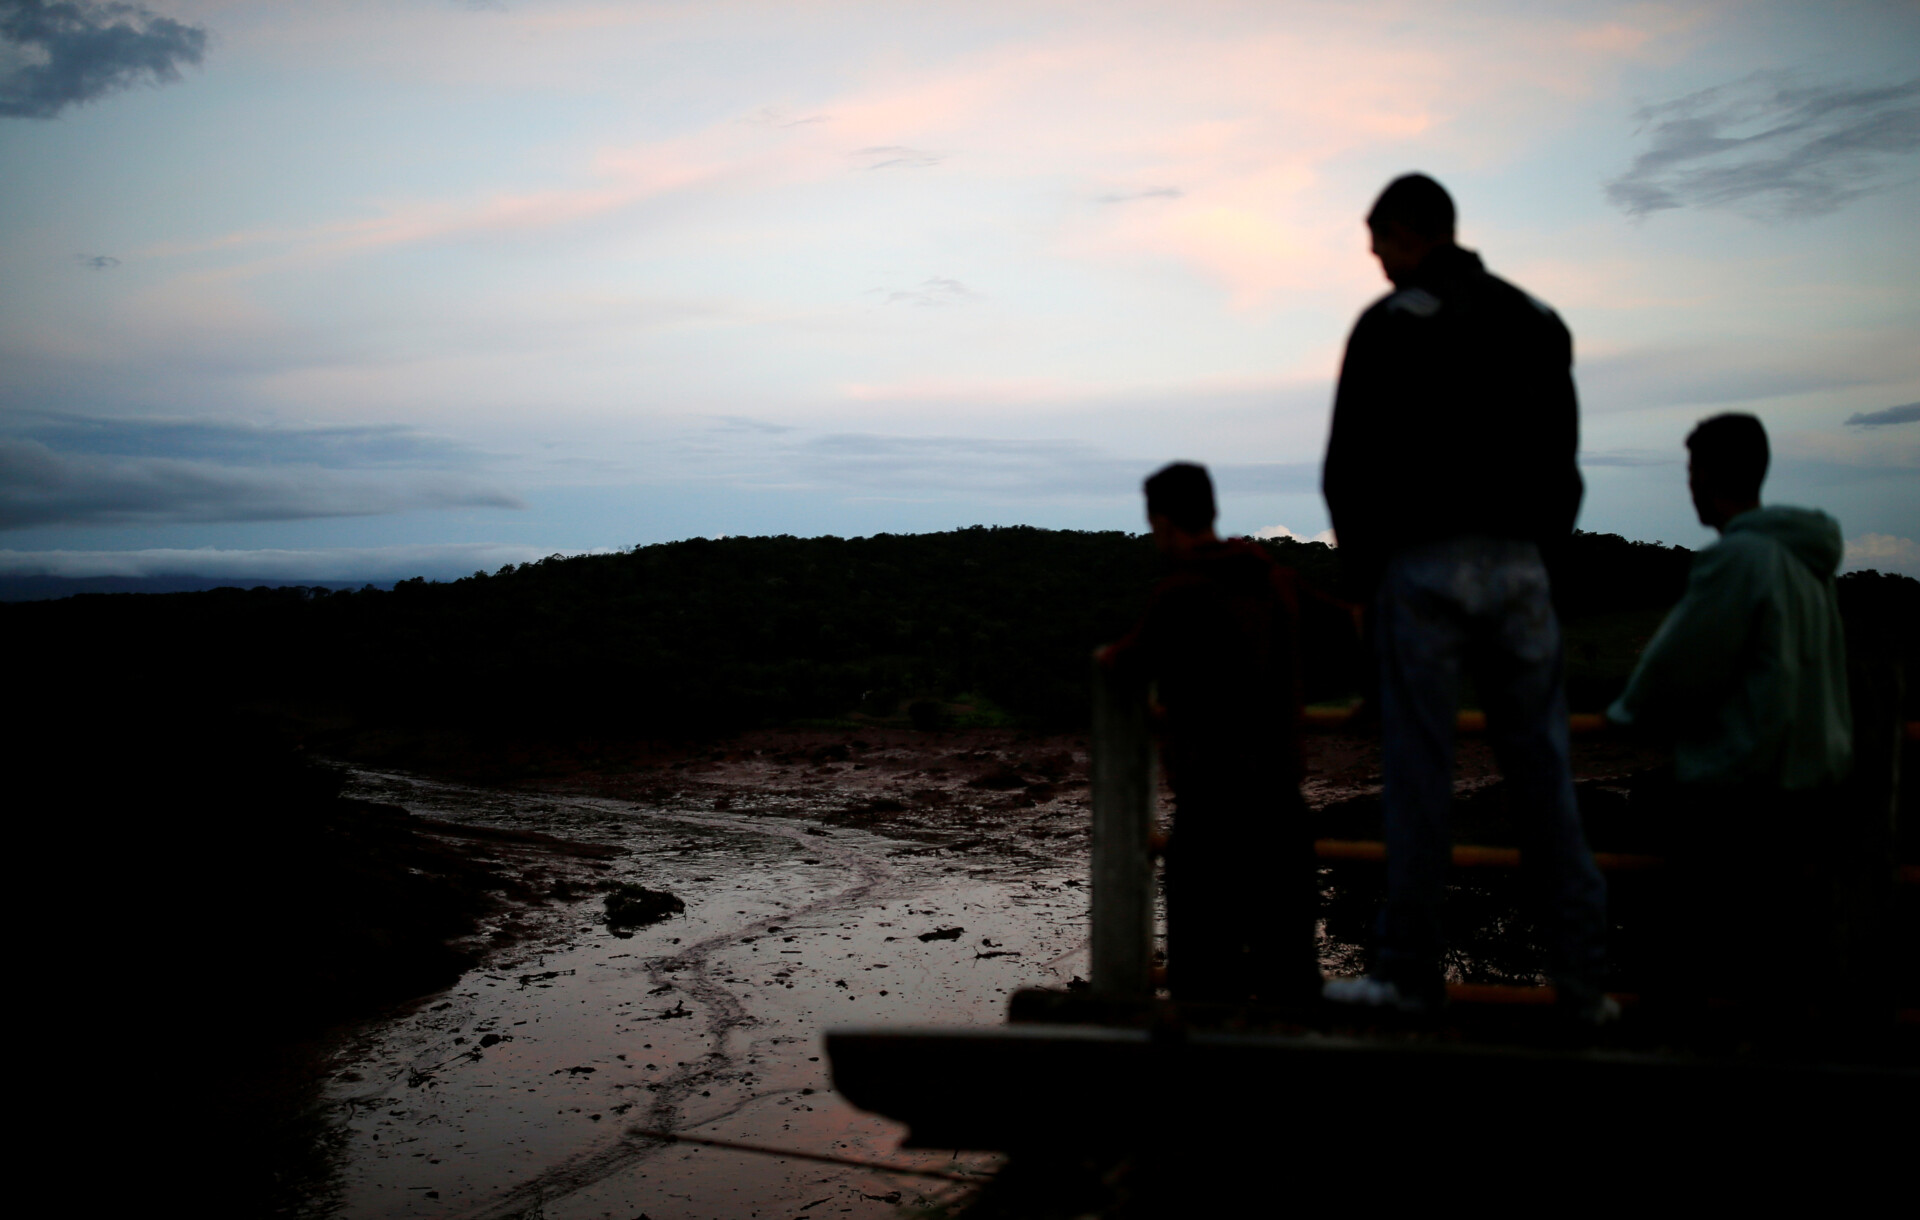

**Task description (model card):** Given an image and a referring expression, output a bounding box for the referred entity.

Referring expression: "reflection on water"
[317,769,1076,1218]
[315,751,1598,1217]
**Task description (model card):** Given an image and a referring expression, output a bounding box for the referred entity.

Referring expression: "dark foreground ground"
[20,705,1914,1218]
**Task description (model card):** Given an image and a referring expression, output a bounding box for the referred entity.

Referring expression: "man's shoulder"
[1355,270,1563,330]
[1356,287,1441,328]
[1478,269,1566,330]
[1689,531,1781,590]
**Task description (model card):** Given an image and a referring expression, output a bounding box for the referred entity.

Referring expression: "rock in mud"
[604,883,686,928]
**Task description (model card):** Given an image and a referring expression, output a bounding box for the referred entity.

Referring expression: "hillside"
[8,527,1914,744]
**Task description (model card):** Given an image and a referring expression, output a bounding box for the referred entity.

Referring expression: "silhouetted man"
[1101,463,1318,1004]
[1609,413,1850,1010]
[1320,174,1609,1019]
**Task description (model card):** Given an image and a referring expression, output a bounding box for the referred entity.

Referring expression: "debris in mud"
[519,969,576,988]
[604,883,686,929]
[655,1000,692,1020]
[918,926,965,942]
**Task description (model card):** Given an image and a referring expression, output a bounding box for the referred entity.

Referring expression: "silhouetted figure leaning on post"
[1608,413,1851,1024]
[1320,173,1611,1022]
[1099,463,1319,1005]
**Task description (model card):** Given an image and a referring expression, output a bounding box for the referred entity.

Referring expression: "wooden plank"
[1089,654,1154,999]
[825,1023,1916,1153]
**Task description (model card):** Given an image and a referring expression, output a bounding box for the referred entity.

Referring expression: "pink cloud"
[132,3,1702,310]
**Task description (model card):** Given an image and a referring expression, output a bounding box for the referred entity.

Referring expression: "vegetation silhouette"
[8,525,1911,1214]
[8,526,1912,749]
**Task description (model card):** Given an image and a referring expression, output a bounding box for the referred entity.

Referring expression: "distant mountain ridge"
[0,574,385,601]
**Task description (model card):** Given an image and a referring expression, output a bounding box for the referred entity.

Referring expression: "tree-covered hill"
[10,526,1914,739]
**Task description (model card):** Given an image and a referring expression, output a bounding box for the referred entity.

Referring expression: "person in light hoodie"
[1609,411,1851,1018]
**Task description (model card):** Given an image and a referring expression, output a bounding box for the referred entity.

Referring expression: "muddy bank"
[19,704,1675,1218]
[15,703,631,1218]
[285,723,1684,1219]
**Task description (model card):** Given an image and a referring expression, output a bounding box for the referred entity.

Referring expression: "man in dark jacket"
[1321,175,1609,1019]
[1102,463,1318,1004]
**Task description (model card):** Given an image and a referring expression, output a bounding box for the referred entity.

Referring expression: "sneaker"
[1321,975,1439,1015]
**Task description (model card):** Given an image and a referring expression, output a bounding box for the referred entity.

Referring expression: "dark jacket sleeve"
[1322,305,1394,589]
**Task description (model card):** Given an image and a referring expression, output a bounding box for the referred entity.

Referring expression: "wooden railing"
[1088,655,1916,1000]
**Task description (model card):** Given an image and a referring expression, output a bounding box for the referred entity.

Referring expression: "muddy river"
[307,728,1656,1218]
[317,736,1116,1219]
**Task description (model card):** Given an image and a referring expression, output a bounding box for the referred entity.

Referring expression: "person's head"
[1366,173,1456,284]
[1143,462,1218,554]
[1686,413,1769,531]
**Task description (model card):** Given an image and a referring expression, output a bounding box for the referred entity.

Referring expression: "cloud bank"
[1845,402,1919,427]
[1607,72,1920,219]
[0,437,524,529]
[1843,533,1920,578]
[0,0,209,119]
[9,411,483,468]
[0,412,524,529]
[1253,524,1335,546]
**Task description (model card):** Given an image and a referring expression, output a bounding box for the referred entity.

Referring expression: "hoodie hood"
[1726,505,1844,579]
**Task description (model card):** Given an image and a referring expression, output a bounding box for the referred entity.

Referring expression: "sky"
[2,0,1917,584]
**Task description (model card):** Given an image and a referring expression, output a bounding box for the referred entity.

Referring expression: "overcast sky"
[2,0,1916,582]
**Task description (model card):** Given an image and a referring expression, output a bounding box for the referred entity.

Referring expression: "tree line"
[10,526,1913,739]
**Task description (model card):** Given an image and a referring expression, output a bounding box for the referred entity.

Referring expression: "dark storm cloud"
[1845,402,1920,427]
[0,0,209,120]
[1606,72,1920,220]
[0,437,525,529]
[8,411,480,468]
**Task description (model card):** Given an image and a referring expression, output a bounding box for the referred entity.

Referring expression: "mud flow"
[310,730,1659,1218]
[317,737,1108,1219]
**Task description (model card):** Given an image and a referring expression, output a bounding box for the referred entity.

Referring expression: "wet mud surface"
[309,729,1666,1218]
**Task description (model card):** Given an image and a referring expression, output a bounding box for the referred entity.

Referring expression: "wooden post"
[1090,652,1155,999]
